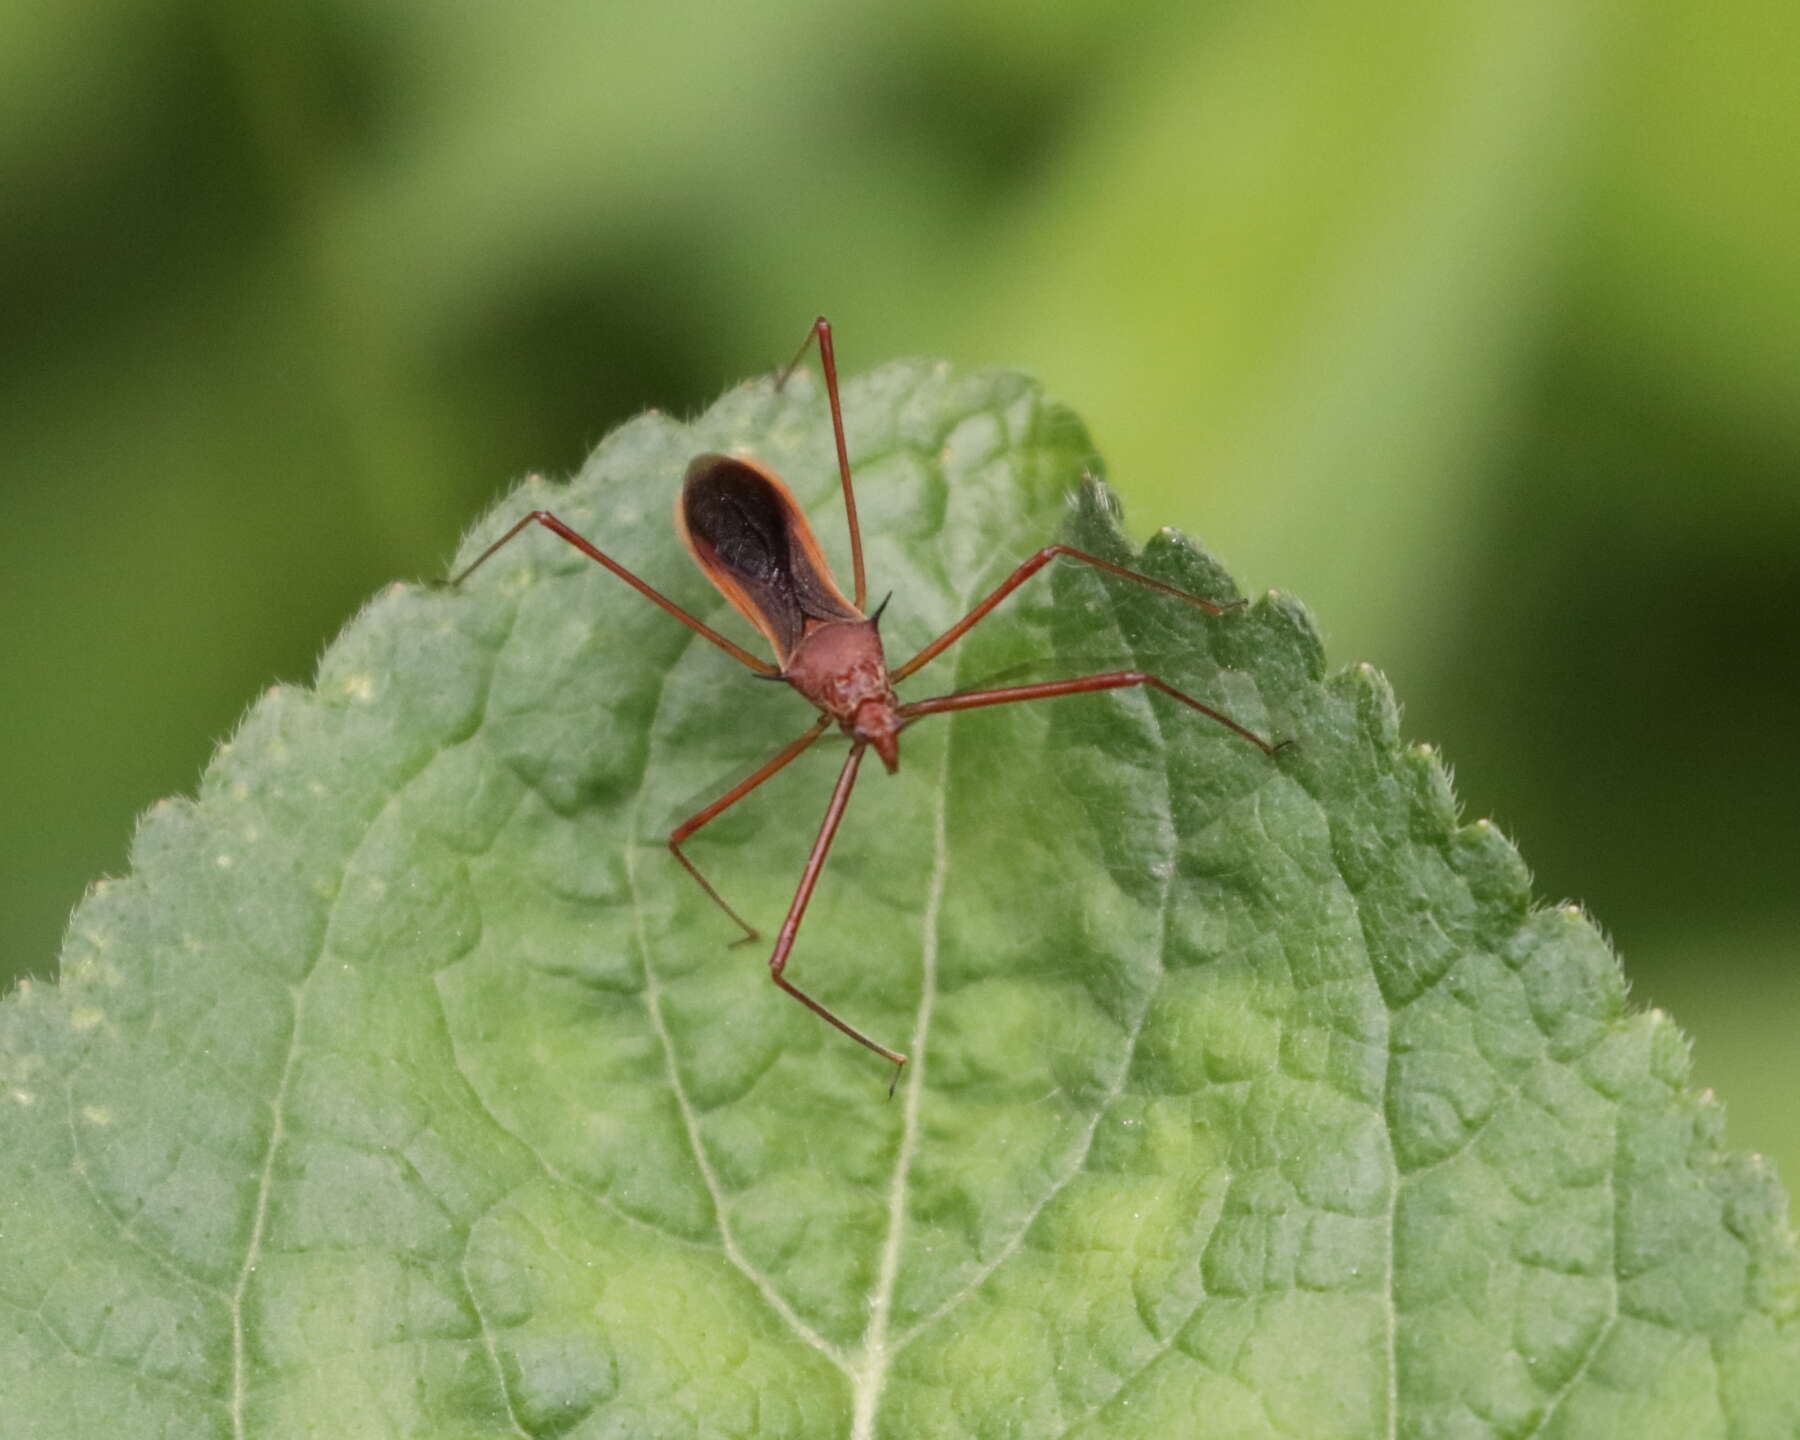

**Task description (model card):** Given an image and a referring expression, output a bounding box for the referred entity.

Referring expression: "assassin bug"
[454,319,1283,1089]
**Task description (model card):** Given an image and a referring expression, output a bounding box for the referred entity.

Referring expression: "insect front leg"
[775,315,866,610]
[892,544,1243,682]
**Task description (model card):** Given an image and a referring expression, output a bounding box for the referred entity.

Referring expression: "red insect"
[454,319,1282,1088]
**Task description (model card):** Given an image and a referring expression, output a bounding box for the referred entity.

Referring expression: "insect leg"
[893,545,1241,682]
[767,743,908,1080]
[452,509,776,674]
[776,316,866,611]
[668,717,831,943]
[899,671,1285,755]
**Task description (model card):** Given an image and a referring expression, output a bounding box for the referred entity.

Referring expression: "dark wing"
[677,454,862,664]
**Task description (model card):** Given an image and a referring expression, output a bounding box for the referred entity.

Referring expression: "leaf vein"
[1519,1107,1622,1438]
[0,1292,221,1406]
[429,976,717,1254]
[226,742,444,1437]
[60,1082,228,1300]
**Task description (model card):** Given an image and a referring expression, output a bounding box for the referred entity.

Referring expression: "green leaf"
[3,360,1795,1438]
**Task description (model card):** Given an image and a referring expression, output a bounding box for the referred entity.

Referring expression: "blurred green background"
[4,2,1796,1193]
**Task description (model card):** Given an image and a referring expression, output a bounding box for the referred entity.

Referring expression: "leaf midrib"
[857,504,1199,1430]
[849,702,953,1438]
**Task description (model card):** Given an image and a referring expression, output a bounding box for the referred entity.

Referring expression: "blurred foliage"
[4,0,1796,1193]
